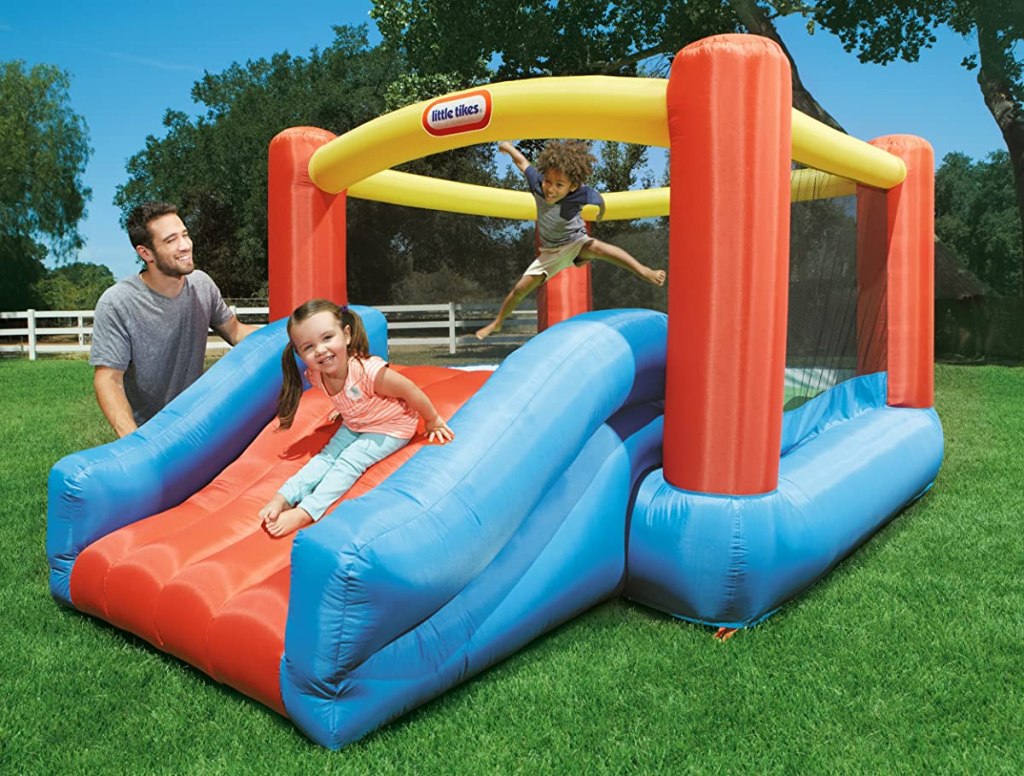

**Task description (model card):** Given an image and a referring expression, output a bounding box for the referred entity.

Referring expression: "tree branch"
[975,17,1024,297]
[727,0,847,133]
[591,43,678,75]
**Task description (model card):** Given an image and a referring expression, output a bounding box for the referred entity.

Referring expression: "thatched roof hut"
[934,239,993,301]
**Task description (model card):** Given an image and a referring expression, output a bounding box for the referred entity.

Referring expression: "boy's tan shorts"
[524,237,594,278]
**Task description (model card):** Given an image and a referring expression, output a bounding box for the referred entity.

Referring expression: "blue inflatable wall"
[46,305,944,749]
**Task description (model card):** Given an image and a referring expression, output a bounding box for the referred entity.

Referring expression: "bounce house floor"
[67,365,489,715]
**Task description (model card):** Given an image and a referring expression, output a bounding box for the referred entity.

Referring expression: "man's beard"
[154,254,194,278]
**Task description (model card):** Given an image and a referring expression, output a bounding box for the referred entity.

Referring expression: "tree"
[117,26,526,304]
[371,1,737,83]
[0,236,46,311]
[116,27,397,299]
[370,1,855,127]
[935,150,1022,296]
[35,261,115,310]
[789,1,1024,297]
[0,61,91,310]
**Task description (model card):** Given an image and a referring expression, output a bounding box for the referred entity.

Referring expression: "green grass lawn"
[1,359,1021,774]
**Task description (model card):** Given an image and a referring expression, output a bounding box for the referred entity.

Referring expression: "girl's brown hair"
[276,299,370,429]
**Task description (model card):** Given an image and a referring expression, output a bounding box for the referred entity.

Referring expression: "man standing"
[91,202,256,436]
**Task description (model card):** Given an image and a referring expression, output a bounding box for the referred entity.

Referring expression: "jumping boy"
[476,140,666,340]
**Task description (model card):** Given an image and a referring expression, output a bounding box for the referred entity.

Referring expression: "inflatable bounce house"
[47,36,943,749]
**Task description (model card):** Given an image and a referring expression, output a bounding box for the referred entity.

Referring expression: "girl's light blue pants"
[278,425,409,521]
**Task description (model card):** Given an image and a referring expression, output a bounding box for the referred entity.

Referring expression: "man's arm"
[93,366,138,438]
[212,314,256,346]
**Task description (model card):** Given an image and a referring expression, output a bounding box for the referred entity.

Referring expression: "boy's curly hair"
[535,140,596,187]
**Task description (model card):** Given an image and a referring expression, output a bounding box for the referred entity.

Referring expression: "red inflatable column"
[268,127,348,322]
[537,263,592,332]
[663,35,791,495]
[857,136,934,408]
[536,221,593,331]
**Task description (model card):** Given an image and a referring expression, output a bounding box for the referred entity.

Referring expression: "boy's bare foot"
[475,320,502,340]
[644,267,666,287]
[263,506,313,538]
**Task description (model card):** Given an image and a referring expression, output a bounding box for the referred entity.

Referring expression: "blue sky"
[3,2,1004,282]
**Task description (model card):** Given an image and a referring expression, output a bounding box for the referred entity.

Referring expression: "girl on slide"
[259,299,454,537]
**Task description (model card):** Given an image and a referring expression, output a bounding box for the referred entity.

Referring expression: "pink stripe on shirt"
[307,355,419,439]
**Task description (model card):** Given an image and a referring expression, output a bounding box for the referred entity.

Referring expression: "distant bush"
[391,266,490,303]
[35,261,114,310]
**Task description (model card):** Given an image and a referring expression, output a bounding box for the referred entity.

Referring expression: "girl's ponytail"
[276,341,303,429]
[340,305,370,358]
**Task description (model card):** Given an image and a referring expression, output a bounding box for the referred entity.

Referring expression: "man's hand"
[93,366,138,438]
[213,315,257,346]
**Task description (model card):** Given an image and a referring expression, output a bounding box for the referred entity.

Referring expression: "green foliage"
[591,224,669,312]
[802,2,1024,296]
[115,27,396,299]
[0,235,46,311]
[0,61,92,257]
[789,194,858,282]
[593,141,654,193]
[0,61,92,311]
[392,265,489,302]
[810,1,941,65]
[936,150,1023,296]
[114,26,531,305]
[371,0,738,80]
[34,262,115,310]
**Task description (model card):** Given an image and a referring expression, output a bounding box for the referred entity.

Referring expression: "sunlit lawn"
[1,358,1021,774]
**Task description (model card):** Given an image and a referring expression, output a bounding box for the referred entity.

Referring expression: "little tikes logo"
[422,90,492,136]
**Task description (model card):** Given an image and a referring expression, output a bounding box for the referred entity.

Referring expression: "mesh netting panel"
[785,169,887,410]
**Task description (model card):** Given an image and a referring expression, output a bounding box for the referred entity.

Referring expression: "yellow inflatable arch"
[309,76,906,222]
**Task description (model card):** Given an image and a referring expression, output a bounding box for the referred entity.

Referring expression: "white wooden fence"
[0,304,537,360]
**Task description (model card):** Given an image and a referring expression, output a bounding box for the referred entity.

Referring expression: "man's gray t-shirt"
[90,270,233,425]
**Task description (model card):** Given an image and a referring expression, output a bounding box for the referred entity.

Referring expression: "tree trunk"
[727,0,847,133]
[976,19,1024,297]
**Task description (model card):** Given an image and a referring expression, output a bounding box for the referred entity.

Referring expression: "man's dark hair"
[127,202,179,250]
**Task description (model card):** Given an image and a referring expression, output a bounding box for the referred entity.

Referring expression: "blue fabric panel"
[46,305,386,606]
[780,370,888,455]
[626,375,944,627]
[279,309,667,748]
[283,406,663,748]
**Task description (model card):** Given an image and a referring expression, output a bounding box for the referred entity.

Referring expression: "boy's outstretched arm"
[498,141,531,173]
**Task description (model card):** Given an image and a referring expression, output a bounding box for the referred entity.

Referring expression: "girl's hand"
[328,410,341,423]
[498,140,514,154]
[425,416,455,444]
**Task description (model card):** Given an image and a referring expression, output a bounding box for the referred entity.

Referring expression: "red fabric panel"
[867,136,935,408]
[70,366,489,717]
[663,35,791,495]
[207,569,291,715]
[268,128,348,321]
